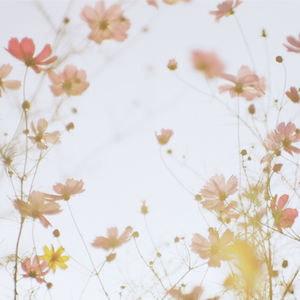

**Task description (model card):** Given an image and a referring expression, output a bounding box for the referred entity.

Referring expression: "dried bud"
[66,122,74,131]
[194,194,202,201]
[53,229,60,237]
[22,100,31,112]
[47,282,53,289]
[240,149,247,156]
[286,87,300,103]
[141,201,148,215]
[63,17,70,24]
[174,236,180,243]
[261,29,267,38]
[276,56,283,63]
[156,129,173,145]
[167,59,178,71]
[156,252,161,257]
[106,253,116,262]
[282,260,288,268]
[273,163,282,173]
[72,107,78,114]
[167,149,173,154]
[132,231,139,238]
[248,104,255,115]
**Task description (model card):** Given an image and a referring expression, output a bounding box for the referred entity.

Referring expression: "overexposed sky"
[0,0,300,299]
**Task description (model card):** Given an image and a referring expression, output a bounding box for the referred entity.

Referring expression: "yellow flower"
[40,245,69,273]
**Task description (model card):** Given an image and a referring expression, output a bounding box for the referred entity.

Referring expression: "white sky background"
[0,0,300,299]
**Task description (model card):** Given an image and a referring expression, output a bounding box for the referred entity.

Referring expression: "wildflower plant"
[0,0,300,299]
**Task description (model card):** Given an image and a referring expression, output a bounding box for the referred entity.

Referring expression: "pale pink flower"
[167,59,178,70]
[147,0,159,8]
[22,256,49,283]
[201,174,237,211]
[284,34,300,53]
[7,38,57,73]
[156,128,173,145]
[29,119,61,150]
[270,194,298,233]
[210,0,242,22]
[163,0,191,4]
[218,201,240,222]
[0,64,21,97]
[219,66,265,100]
[48,65,89,97]
[264,122,300,156]
[168,286,203,300]
[192,50,224,79]
[191,228,234,267]
[81,1,130,44]
[45,178,85,201]
[14,191,61,228]
[92,226,133,250]
[286,87,300,103]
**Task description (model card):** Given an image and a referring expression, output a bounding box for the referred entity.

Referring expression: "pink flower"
[264,122,300,156]
[92,226,133,250]
[192,50,224,79]
[22,256,49,283]
[81,1,130,44]
[29,119,61,150]
[163,0,191,4]
[48,65,89,97]
[201,174,238,211]
[191,228,234,267]
[284,34,300,53]
[167,59,178,71]
[7,38,57,73]
[210,0,242,22]
[14,191,61,228]
[286,87,300,103]
[219,66,265,100]
[147,0,159,8]
[156,128,173,145]
[168,286,203,300]
[270,194,298,232]
[0,64,21,97]
[45,178,85,201]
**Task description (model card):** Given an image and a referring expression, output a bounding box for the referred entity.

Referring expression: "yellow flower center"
[98,19,109,30]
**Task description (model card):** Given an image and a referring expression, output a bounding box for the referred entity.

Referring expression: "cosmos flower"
[191,228,234,267]
[167,58,178,70]
[81,1,130,44]
[156,128,174,145]
[168,286,203,300]
[22,256,49,283]
[0,64,21,97]
[92,226,133,250]
[44,178,85,201]
[219,66,265,100]
[7,38,57,73]
[14,191,61,228]
[270,194,298,232]
[284,33,300,53]
[210,0,242,23]
[286,87,300,103]
[29,119,61,150]
[201,174,238,211]
[192,50,224,79]
[48,65,89,97]
[40,245,69,273]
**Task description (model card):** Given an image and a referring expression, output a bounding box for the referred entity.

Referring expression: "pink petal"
[34,44,51,63]
[277,194,288,210]
[7,38,23,60]
[20,38,35,58]
[0,64,12,78]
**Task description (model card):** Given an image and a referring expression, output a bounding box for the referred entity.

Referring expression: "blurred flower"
[92,226,132,250]
[163,0,191,4]
[219,66,265,100]
[286,87,300,103]
[191,228,234,267]
[201,174,238,211]
[7,37,57,73]
[45,178,85,201]
[210,0,242,22]
[264,122,300,156]
[156,128,173,145]
[270,194,298,232]
[14,191,61,228]
[167,59,178,70]
[0,64,21,97]
[284,33,300,53]
[168,286,203,300]
[48,65,89,96]
[192,50,224,79]
[22,256,49,283]
[29,119,61,150]
[147,0,158,8]
[81,1,130,44]
[41,245,69,273]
